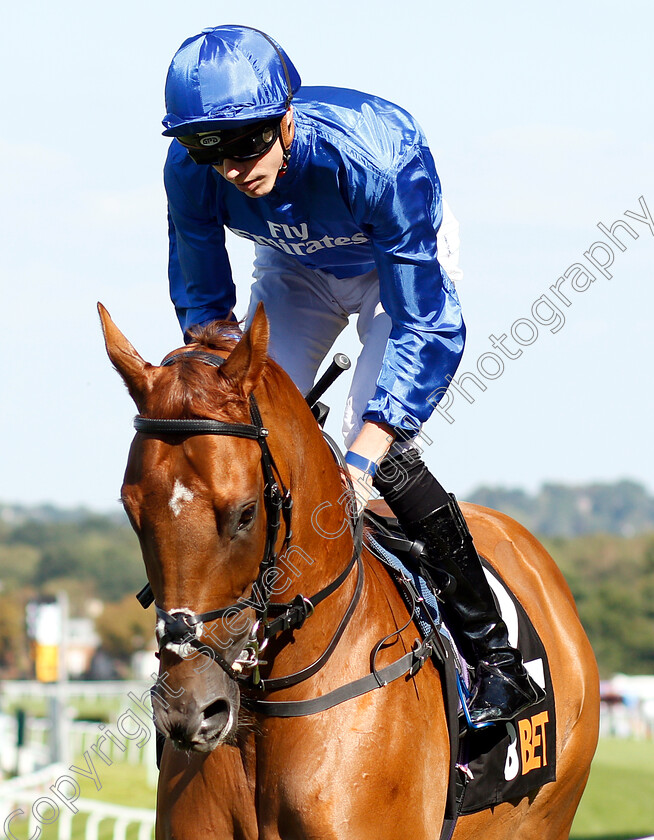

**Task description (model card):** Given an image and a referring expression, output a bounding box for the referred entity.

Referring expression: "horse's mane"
[149,320,285,422]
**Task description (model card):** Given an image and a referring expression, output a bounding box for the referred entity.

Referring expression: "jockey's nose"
[221,159,249,181]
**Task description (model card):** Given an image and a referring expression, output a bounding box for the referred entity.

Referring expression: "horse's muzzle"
[151,675,240,752]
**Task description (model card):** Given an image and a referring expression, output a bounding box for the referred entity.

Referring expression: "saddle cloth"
[366,528,557,816]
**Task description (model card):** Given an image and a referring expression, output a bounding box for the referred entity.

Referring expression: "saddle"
[364,503,557,821]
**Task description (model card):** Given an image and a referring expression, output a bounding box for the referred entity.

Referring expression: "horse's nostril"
[202,698,232,732]
[168,722,188,744]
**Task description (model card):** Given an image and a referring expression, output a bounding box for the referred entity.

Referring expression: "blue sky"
[1,1,652,510]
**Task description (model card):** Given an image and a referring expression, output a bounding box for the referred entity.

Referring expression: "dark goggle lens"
[178,123,280,165]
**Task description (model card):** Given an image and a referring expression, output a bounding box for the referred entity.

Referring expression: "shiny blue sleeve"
[358,144,465,433]
[164,142,236,335]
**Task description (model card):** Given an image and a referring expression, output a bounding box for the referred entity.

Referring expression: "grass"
[571,738,654,839]
[5,737,654,838]
[6,759,157,840]
[91,738,651,839]
[78,759,157,810]
[3,696,130,723]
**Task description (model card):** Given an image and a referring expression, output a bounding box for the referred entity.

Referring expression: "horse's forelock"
[186,320,243,353]
[149,321,250,421]
[146,320,293,422]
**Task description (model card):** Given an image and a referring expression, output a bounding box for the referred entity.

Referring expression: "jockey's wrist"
[348,421,395,464]
[344,450,378,477]
[345,422,395,513]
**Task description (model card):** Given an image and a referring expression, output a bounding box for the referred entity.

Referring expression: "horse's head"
[100,302,331,752]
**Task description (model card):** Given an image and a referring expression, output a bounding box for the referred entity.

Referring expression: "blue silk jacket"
[165,85,465,432]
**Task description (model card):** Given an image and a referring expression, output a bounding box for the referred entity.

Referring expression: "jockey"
[162,24,544,727]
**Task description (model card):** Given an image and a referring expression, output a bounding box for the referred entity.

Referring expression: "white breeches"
[246,200,461,447]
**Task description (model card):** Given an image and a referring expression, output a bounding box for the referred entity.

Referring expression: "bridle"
[135,347,441,717]
[135,349,363,690]
[140,349,294,588]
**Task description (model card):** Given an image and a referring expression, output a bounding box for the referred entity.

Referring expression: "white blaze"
[169,480,194,517]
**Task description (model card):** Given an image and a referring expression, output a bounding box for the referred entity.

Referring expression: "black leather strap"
[373,532,425,564]
[134,416,266,439]
[241,632,439,717]
[264,518,362,635]
[161,350,228,368]
[186,600,250,625]
[136,582,154,608]
[257,554,364,692]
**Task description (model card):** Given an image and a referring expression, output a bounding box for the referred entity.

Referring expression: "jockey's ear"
[98,302,157,409]
[220,302,269,398]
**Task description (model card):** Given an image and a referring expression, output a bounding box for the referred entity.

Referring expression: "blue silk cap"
[162,25,302,136]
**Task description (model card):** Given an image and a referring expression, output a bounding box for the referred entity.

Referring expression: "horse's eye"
[236,503,257,532]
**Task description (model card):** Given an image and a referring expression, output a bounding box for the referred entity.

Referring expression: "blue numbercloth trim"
[366,534,441,639]
[344,450,378,476]
[367,533,474,723]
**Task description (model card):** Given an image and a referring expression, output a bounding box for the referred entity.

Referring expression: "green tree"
[0,593,31,676]
[95,595,154,662]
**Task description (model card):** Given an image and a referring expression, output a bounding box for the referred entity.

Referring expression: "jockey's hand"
[346,421,395,515]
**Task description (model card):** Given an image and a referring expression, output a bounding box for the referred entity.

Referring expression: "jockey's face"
[214,138,285,198]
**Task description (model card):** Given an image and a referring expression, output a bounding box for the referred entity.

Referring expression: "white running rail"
[0,765,155,840]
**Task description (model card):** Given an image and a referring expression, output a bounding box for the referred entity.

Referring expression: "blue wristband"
[344,450,378,477]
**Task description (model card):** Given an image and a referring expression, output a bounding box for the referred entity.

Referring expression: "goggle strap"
[280,113,294,150]
[278,113,294,176]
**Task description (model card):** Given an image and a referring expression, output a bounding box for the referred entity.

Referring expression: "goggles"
[177,121,281,165]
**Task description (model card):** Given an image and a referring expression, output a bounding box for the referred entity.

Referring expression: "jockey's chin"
[214,141,285,198]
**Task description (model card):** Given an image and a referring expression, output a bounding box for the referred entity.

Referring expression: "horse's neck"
[257,380,354,593]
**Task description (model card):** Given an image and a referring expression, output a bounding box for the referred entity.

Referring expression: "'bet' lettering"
[519,711,549,774]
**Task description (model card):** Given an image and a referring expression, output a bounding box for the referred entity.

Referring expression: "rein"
[137,348,438,716]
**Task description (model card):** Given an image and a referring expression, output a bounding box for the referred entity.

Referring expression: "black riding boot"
[404,496,545,726]
[373,452,544,727]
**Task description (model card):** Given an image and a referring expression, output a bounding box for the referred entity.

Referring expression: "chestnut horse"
[99,302,599,840]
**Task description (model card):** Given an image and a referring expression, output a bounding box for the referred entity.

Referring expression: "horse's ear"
[220,303,269,396]
[97,302,157,408]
